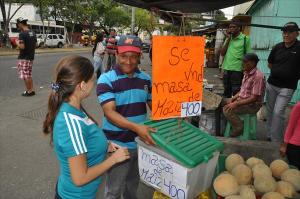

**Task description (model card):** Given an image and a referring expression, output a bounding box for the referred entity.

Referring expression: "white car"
[37,34,65,48]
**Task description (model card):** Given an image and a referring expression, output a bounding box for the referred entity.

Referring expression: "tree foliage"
[134,8,157,35]
[1,0,161,46]
[0,0,30,47]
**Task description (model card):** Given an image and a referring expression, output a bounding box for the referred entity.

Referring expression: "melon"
[246,157,264,168]
[221,171,230,175]
[262,192,285,199]
[276,180,296,198]
[281,169,300,191]
[270,159,289,178]
[213,173,239,197]
[232,164,252,185]
[252,163,272,178]
[225,195,242,199]
[225,154,245,172]
[254,175,277,193]
[239,185,256,199]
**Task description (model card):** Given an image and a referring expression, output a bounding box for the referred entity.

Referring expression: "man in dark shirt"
[266,22,300,142]
[16,17,37,96]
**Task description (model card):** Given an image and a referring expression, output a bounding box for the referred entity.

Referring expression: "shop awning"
[114,0,252,13]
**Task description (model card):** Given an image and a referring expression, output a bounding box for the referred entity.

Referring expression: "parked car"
[37,34,65,48]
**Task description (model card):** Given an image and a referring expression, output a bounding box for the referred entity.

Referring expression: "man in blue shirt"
[97,35,155,199]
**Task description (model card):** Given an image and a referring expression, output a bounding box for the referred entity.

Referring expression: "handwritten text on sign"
[138,146,188,199]
[152,36,205,120]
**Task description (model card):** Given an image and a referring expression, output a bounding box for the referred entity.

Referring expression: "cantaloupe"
[213,173,239,197]
[246,157,264,168]
[239,185,256,199]
[276,180,296,198]
[252,163,272,179]
[225,154,245,172]
[221,171,230,175]
[270,159,289,178]
[232,164,252,185]
[224,195,242,199]
[262,192,285,199]
[281,169,300,191]
[254,175,277,193]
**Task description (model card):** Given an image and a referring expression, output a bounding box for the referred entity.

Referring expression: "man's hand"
[224,29,232,39]
[224,98,234,105]
[18,40,25,49]
[134,125,157,146]
[280,143,287,157]
[224,102,238,111]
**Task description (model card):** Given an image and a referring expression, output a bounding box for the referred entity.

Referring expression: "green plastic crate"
[143,119,224,168]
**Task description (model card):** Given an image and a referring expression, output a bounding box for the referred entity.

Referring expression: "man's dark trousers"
[223,70,244,98]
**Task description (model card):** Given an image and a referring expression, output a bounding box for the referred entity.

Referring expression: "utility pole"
[131,7,135,35]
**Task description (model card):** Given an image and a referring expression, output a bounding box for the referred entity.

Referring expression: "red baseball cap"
[117,35,142,54]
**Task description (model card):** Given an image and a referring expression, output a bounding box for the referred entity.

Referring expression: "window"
[48,35,52,39]
[52,35,58,39]
[31,25,41,34]
[58,28,65,35]
[59,35,63,39]
[50,27,55,34]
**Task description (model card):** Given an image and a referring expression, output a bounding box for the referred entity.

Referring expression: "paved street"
[0,51,93,98]
[0,51,154,199]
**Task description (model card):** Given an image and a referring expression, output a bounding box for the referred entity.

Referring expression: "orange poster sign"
[152,36,205,120]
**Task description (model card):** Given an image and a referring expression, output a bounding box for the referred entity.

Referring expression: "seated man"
[223,53,266,137]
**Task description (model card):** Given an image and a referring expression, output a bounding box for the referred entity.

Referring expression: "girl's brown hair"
[43,55,94,142]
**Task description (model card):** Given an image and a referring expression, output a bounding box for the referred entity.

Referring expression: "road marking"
[11,66,17,69]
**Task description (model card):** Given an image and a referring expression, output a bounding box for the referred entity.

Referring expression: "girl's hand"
[108,142,121,153]
[111,148,130,163]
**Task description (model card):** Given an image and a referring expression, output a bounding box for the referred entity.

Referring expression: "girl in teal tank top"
[43,55,130,199]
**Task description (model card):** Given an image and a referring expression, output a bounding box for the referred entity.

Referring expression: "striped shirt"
[53,102,108,199]
[97,65,152,149]
[238,67,265,103]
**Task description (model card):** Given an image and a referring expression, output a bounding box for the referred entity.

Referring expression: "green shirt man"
[222,33,251,71]
[220,19,252,97]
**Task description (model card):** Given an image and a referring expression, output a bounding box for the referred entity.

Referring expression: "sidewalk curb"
[0,47,92,56]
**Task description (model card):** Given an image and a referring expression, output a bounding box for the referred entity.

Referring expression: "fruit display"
[225,154,245,172]
[213,173,239,197]
[213,153,300,199]
[270,160,289,179]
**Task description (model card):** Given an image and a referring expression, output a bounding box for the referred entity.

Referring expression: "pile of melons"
[213,154,300,199]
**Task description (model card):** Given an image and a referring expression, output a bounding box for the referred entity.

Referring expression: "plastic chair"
[224,114,257,141]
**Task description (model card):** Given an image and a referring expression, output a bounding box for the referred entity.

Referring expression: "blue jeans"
[93,56,104,74]
[106,54,116,71]
[104,149,139,199]
[266,83,294,142]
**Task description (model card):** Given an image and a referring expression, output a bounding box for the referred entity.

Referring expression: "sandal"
[22,91,35,97]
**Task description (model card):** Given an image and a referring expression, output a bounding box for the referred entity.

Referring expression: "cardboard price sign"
[152,36,205,120]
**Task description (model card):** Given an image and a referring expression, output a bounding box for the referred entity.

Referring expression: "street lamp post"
[131,7,135,35]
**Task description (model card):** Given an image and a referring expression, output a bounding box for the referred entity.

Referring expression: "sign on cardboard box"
[138,146,189,199]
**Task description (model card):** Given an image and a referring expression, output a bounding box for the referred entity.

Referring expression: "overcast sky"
[221,6,234,19]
